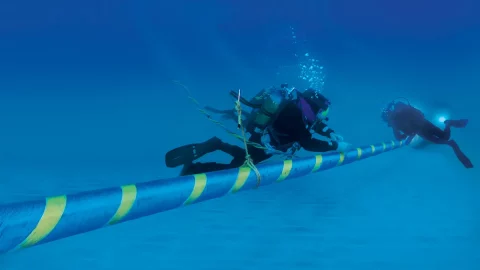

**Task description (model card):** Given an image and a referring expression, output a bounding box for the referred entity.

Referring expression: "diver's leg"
[446,140,473,168]
[427,119,469,142]
[246,133,273,164]
[203,106,233,115]
[419,121,450,143]
[248,143,272,164]
[204,106,236,121]
[420,119,468,143]
[180,141,248,176]
[180,148,268,177]
[220,133,273,169]
[180,161,239,176]
[218,141,246,160]
[180,134,273,176]
[417,120,472,168]
[165,137,223,168]
[203,106,251,122]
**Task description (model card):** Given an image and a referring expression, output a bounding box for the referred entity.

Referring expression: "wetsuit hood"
[381,101,396,124]
[298,88,331,124]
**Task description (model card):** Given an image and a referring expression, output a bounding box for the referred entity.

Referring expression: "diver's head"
[298,88,331,124]
[381,100,408,124]
[381,101,394,123]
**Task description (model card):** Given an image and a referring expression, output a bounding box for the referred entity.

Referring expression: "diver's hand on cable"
[329,132,344,142]
[336,141,352,152]
[405,135,415,145]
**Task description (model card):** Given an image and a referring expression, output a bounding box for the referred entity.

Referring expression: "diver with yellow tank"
[165,84,352,176]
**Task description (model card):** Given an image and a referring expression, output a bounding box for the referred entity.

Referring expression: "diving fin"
[165,137,222,168]
[444,119,468,128]
[447,140,473,169]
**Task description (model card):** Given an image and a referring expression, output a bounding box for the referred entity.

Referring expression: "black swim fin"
[444,119,468,128]
[165,137,222,168]
[447,140,473,169]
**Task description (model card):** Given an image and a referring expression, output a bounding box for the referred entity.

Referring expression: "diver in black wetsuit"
[382,100,473,168]
[165,87,352,176]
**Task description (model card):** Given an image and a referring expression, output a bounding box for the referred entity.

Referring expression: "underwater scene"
[1,0,479,269]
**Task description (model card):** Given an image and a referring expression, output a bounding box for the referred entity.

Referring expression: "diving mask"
[381,101,396,122]
[317,105,330,120]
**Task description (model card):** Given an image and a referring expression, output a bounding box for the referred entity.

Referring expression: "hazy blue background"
[1,0,479,269]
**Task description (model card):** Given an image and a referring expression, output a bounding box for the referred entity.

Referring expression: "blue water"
[1,0,479,269]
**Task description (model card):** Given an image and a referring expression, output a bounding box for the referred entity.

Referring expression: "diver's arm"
[393,129,408,140]
[298,135,338,152]
[312,121,334,137]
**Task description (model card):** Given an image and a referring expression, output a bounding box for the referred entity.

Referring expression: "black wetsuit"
[166,101,339,176]
[388,102,473,168]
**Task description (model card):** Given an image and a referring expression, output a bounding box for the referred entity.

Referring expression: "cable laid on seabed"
[0,138,410,255]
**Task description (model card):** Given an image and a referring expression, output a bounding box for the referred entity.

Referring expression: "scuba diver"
[165,84,352,176]
[381,99,473,169]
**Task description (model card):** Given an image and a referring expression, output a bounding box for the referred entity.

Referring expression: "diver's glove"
[336,141,352,152]
[261,131,284,155]
[330,132,344,142]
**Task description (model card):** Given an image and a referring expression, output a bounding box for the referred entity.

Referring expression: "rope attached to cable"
[173,81,262,187]
[173,80,266,150]
[235,89,262,187]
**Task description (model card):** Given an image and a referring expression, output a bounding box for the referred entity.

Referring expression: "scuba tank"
[251,87,284,129]
[230,84,296,133]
